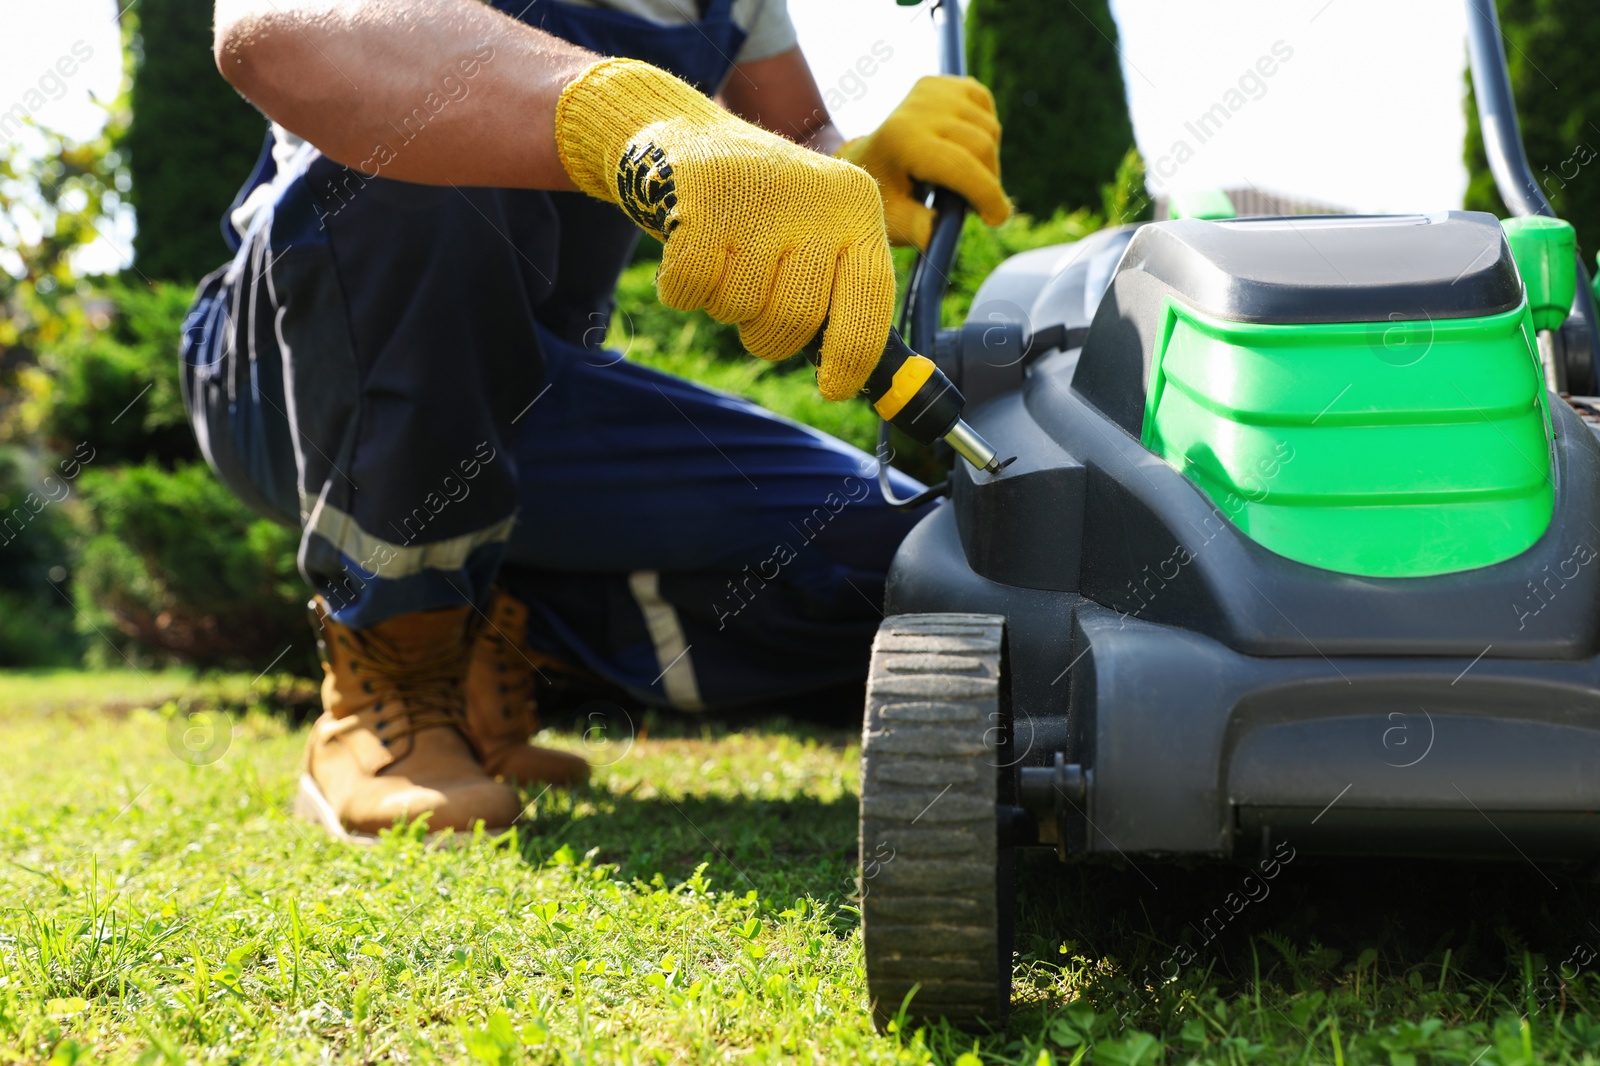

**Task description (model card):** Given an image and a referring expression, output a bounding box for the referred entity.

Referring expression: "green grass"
[5,675,1600,1065]
[0,669,315,716]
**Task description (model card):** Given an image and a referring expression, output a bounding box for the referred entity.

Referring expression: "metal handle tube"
[875,0,1012,506]
[936,0,966,78]
[1463,0,1549,218]
[906,0,969,356]
[1464,0,1600,388]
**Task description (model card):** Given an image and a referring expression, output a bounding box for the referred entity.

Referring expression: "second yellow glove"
[555,58,895,402]
[838,76,1012,252]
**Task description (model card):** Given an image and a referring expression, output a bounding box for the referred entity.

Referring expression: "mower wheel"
[859,612,1011,1029]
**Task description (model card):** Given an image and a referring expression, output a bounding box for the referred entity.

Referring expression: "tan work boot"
[295,599,524,841]
[464,588,592,789]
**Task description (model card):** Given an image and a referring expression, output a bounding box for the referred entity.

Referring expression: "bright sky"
[1109,0,1471,214]
[0,0,1476,272]
[794,0,1474,215]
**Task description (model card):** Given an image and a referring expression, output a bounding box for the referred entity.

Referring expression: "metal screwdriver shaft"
[807,326,1014,475]
[944,419,1008,474]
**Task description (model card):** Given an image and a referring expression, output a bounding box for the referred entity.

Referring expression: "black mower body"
[886,215,1600,863]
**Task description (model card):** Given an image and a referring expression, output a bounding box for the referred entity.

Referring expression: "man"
[190,0,1010,840]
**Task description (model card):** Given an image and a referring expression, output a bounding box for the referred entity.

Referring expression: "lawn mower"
[858,0,1600,1028]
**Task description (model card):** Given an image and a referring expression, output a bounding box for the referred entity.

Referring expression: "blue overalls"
[180,0,928,711]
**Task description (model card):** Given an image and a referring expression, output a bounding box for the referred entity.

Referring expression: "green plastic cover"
[1141,297,1554,578]
[1168,189,1237,221]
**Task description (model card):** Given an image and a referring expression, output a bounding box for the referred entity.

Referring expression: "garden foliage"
[1464,0,1600,255]
[967,0,1138,219]
[126,0,268,282]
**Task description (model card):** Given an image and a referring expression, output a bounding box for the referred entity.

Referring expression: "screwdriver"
[807,326,1015,475]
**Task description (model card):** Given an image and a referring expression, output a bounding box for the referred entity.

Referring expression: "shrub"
[126,0,270,282]
[70,461,308,671]
[8,279,196,467]
[967,0,1136,219]
[0,447,83,666]
[948,148,1150,326]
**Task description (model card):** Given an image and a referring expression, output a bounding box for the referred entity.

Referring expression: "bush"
[946,208,1106,326]
[0,447,83,666]
[126,0,270,282]
[8,279,196,467]
[967,0,1136,219]
[70,461,308,671]
[0,590,82,667]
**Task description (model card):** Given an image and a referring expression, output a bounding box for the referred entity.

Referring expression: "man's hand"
[838,76,1011,252]
[556,59,894,402]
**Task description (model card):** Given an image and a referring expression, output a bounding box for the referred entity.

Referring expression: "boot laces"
[349,628,468,741]
[484,621,538,717]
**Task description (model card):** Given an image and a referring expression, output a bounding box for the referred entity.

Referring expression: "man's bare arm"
[213,0,598,189]
[719,47,844,155]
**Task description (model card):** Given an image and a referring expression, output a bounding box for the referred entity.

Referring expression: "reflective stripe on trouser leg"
[628,569,704,710]
[304,498,516,581]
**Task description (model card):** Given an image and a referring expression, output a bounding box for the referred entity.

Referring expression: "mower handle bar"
[1464,0,1600,382]
[870,0,966,512]
[871,0,969,511]
[1464,0,1551,219]
[902,0,968,356]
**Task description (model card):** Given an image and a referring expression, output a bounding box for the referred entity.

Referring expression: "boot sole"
[293,774,516,847]
[294,774,380,845]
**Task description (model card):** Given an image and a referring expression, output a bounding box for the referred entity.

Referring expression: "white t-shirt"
[553,0,797,65]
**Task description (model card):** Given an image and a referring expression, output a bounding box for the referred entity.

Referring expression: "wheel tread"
[860,612,1008,1029]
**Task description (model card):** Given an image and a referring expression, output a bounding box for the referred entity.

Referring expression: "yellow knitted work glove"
[837,75,1011,252]
[555,58,895,402]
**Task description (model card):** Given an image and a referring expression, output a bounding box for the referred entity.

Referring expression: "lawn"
[3,670,1600,1064]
